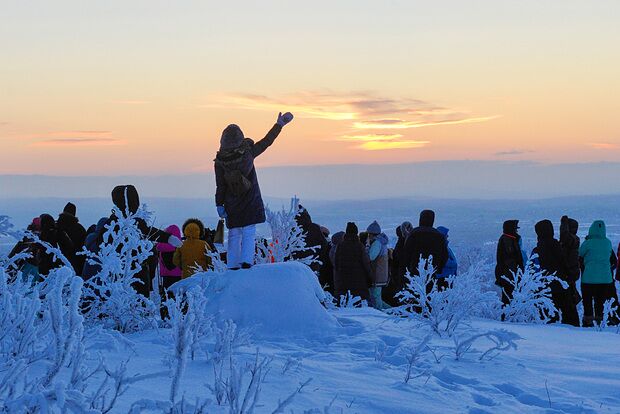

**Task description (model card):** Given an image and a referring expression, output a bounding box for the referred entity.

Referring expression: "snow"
[105,308,620,413]
[172,262,340,339]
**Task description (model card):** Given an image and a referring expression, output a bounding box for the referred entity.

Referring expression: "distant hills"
[2,160,620,200]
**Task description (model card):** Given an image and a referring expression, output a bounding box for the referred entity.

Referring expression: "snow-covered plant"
[207,245,228,274]
[501,255,565,323]
[0,266,129,413]
[596,298,618,331]
[222,350,272,414]
[394,258,500,336]
[0,215,15,238]
[256,197,319,267]
[452,329,521,361]
[80,204,158,332]
[403,334,432,384]
[163,286,215,405]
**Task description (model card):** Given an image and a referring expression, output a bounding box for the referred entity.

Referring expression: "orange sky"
[0,0,619,175]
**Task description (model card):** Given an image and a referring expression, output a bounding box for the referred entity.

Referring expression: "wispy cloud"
[209,90,497,151]
[588,142,618,150]
[337,133,429,151]
[111,100,151,105]
[32,137,124,147]
[353,116,499,130]
[495,149,534,156]
[338,134,405,142]
[209,90,497,126]
[358,140,430,151]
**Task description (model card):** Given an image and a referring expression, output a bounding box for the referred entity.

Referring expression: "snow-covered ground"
[90,264,620,414]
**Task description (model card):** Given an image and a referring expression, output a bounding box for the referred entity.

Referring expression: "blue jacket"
[214,124,282,229]
[436,226,458,278]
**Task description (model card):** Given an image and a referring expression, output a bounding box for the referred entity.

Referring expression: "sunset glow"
[0,0,618,175]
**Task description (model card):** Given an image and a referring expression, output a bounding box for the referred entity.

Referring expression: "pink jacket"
[157,225,182,278]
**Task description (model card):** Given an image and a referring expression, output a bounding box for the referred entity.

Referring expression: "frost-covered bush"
[501,256,565,323]
[394,258,500,336]
[80,205,158,332]
[453,329,521,361]
[256,197,319,267]
[0,215,15,238]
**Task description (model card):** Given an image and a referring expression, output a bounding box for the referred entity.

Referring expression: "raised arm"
[252,112,294,158]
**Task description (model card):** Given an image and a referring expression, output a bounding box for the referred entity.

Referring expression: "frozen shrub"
[395,257,500,336]
[80,205,158,332]
[501,255,565,323]
[256,197,319,267]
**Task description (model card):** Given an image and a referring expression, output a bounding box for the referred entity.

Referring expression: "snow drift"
[173,262,340,338]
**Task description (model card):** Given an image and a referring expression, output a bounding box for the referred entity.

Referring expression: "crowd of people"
[6,111,620,328]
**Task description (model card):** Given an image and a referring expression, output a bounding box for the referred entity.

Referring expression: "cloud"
[358,140,430,151]
[353,116,499,130]
[588,142,618,150]
[31,137,124,147]
[111,100,151,105]
[495,149,534,156]
[209,91,497,128]
[337,133,429,151]
[338,134,405,142]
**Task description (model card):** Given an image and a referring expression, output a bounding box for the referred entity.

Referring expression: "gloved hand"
[168,235,182,248]
[276,112,294,127]
[217,205,228,219]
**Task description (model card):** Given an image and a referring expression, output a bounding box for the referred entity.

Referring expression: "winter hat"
[399,221,414,238]
[419,210,435,227]
[331,231,345,245]
[503,220,519,235]
[39,214,55,232]
[220,124,245,150]
[111,185,140,216]
[31,217,41,230]
[366,220,381,235]
[345,222,358,235]
[184,222,201,240]
[437,226,449,237]
[63,202,77,216]
[535,219,554,240]
[183,218,205,239]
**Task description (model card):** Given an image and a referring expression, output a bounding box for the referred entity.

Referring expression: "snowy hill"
[111,305,620,413]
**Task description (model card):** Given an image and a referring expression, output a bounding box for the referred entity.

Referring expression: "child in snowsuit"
[366,221,390,310]
[157,224,183,289]
[214,112,294,270]
[173,219,214,279]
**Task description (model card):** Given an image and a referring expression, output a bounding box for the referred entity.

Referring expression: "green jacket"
[579,221,616,284]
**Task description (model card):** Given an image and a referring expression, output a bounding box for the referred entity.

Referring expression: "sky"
[0,0,619,176]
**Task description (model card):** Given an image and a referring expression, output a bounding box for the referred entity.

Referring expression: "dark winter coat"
[334,233,371,300]
[531,220,568,280]
[214,124,282,229]
[57,211,86,275]
[37,214,74,275]
[402,210,449,276]
[293,207,329,273]
[560,216,581,283]
[495,220,525,287]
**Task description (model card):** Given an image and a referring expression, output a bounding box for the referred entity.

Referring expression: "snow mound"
[173,262,340,338]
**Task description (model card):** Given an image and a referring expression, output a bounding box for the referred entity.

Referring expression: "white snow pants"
[227,224,256,269]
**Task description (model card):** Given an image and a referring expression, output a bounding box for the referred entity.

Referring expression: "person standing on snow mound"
[214,112,294,270]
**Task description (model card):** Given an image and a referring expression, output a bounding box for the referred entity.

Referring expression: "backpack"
[222,167,252,197]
